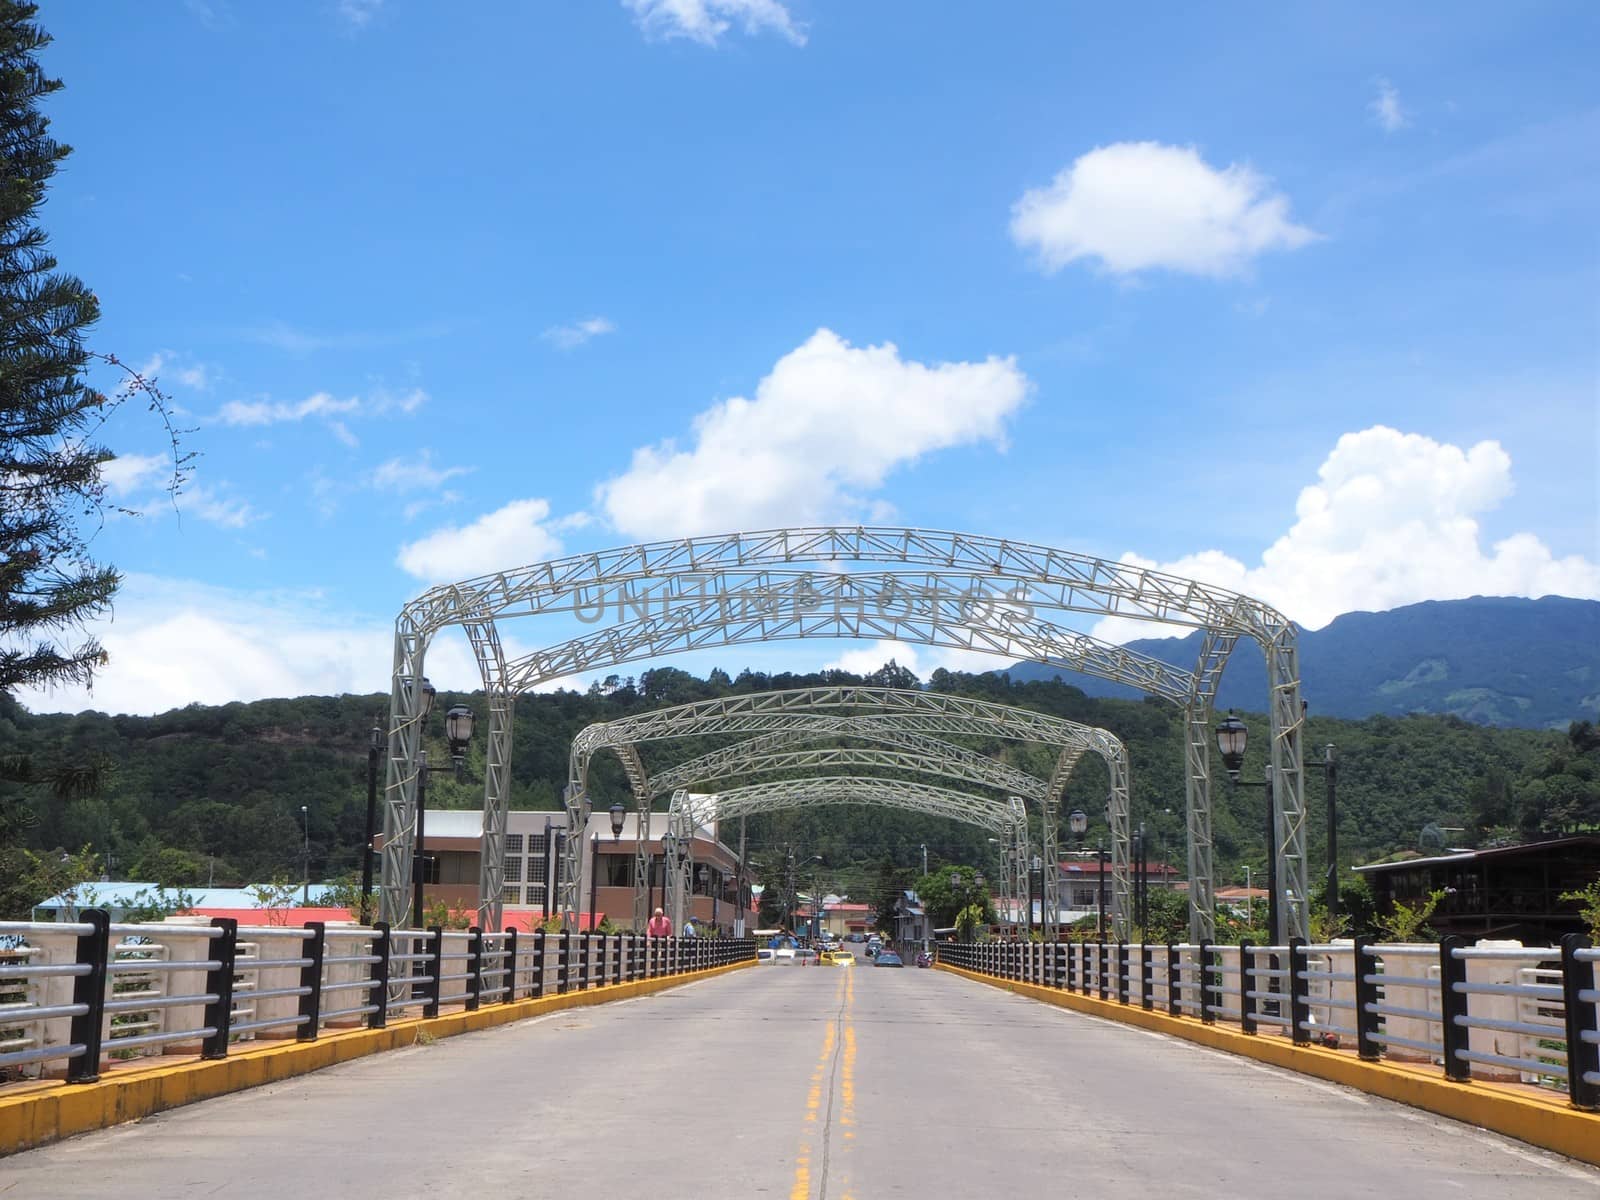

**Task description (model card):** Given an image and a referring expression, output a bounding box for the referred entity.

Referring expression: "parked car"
[847,932,866,943]
[915,951,932,968]
[874,950,904,967]
[795,948,819,966]
[757,947,775,963]
[822,950,854,967]
[774,946,797,964]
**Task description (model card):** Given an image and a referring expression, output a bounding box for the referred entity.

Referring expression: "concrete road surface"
[5,961,1598,1198]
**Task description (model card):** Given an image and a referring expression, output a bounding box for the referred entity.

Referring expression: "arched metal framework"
[565,687,1129,938]
[382,527,1306,943]
[659,779,1030,932]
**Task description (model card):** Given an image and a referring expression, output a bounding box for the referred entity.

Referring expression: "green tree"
[1559,876,1600,942]
[0,2,187,695]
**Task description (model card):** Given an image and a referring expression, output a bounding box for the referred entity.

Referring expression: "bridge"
[5,526,1598,1189]
[2,916,1598,1194]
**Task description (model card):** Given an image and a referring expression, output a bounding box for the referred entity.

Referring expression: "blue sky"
[21,0,1600,715]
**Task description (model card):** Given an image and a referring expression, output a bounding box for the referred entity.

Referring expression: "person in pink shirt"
[646,907,672,937]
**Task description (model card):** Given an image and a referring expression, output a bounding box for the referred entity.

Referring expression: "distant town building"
[1354,835,1600,943]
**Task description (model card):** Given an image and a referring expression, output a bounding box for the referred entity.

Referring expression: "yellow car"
[822,950,855,966]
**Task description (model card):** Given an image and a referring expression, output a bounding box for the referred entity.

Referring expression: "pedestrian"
[683,919,696,939]
[647,906,672,937]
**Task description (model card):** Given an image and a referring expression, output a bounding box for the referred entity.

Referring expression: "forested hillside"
[1005,596,1600,729]
[2,663,1595,913]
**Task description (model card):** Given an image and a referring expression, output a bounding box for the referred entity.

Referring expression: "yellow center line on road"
[791,966,851,1200]
[839,966,857,1200]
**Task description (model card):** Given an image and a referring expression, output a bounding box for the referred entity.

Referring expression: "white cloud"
[10,575,568,717]
[370,450,474,493]
[1091,426,1600,641]
[1009,141,1318,278]
[597,328,1030,539]
[824,640,1004,679]
[135,351,211,391]
[185,485,263,530]
[540,316,617,350]
[100,453,169,498]
[217,391,361,427]
[214,386,426,443]
[397,498,567,583]
[623,0,805,47]
[337,0,382,28]
[1370,79,1408,133]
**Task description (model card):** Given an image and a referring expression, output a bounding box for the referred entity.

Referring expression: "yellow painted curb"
[0,959,752,1157]
[938,963,1600,1167]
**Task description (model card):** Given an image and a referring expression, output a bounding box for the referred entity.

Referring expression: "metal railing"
[0,914,755,1087]
[936,933,1600,1111]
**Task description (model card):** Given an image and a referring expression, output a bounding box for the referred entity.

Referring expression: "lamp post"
[411,677,436,927]
[1215,711,1278,943]
[1323,742,1339,929]
[300,805,310,905]
[1069,808,1107,940]
[1028,854,1042,937]
[586,801,625,935]
[920,843,928,879]
[360,721,382,923]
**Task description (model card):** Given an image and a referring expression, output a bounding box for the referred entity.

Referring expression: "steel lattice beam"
[383,526,1305,944]
[566,687,1131,938]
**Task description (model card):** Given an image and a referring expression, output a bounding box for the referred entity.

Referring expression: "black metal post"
[465,925,483,1012]
[361,723,381,924]
[1167,943,1181,1016]
[297,922,327,1041]
[588,833,600,934]
[1288,937,1311,1045]
[66,908,110,1083]
[1132,826,1144,936]
[422,926,444,1018]
[201,918,238,1059]
[542,821,555,920]
[1352,936,1380,1061]
[558,929,571,994]
[1198,940,1214,1023]
[1325,746,1339,929]
[503,927,518,1002]
[413,754,429,927]
[1099,940,1109,1001]
[1265,769,1279,946]
[1560,934,1599,1110]
[1141,944,1154,1011]
[1439,935,1470,1082]
[1240,942,1257,1034]
[369,922,391,1029]
[1117,942,1129,1004]
[533,930,547,999]
[1097,841,1108,942]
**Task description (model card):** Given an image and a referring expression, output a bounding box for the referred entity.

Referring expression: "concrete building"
[408,809,757,935]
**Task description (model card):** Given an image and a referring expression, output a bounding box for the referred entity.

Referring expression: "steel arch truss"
[660,780,1029,931]
[383,526,1306,942]
[564,686,1130,938]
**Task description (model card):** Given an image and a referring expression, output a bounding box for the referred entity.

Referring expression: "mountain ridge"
[1001,595,1598,729]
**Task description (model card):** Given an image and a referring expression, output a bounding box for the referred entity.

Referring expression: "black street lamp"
[444,703,474,780]
[1069,808,1108,941]
[1215,711,1279,942]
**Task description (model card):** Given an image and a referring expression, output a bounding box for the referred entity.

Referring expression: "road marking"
[792,969,857,1200]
